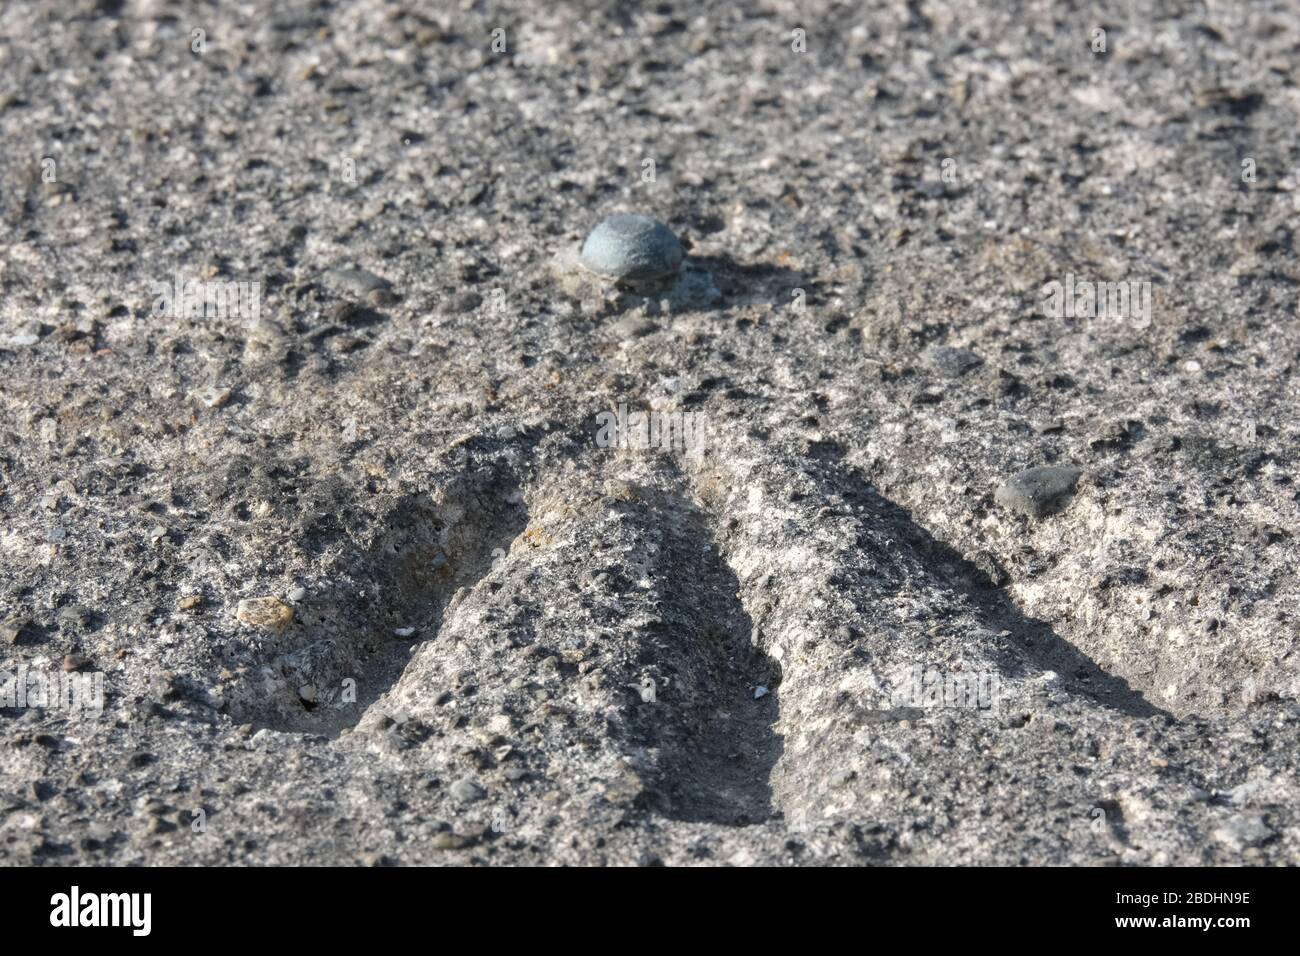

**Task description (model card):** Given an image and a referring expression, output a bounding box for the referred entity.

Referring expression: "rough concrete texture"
[1,0,1299,866]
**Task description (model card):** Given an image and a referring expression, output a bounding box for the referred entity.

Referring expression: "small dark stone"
[1,616,29,645]
[994,465,1082,519]
[924,345,983,377]
[449,777,485,802]
[448,291,482,313]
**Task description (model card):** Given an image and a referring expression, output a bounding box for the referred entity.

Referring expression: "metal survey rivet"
[580,213,684,282]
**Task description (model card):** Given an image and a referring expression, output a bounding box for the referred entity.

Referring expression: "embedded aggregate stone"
[924,345,983,378]
[325,268,393,296]
[1,0,1299,870]
[234,597,295,632]
[994,466,1083,519]
[449,779,486,803]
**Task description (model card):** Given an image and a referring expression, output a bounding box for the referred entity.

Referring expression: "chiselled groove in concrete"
[257,422,1157,808]
[645,489,783,826]
[253,455,531,737]
[682,434,1168,826]
[349,473,531,735]
[812,443,1167,720]
[340,454,785,826]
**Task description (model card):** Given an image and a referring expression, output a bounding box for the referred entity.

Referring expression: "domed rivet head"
[579,213,684,282]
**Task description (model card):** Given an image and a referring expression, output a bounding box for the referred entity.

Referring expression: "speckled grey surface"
[1,0,1299,866]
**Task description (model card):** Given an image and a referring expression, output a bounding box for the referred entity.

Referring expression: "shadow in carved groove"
[808,440,1168,719]
[634,493,784,827]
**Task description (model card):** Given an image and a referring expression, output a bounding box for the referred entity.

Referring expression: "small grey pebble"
[580,214,684,282]
[994,465,1082,519]
[448,291,482,313]
[286,586,308,603]
[1,616,29,644]
[449,778,485,802]
[924,345,983,378]
[325,267,392,296]
[1213,815,1274,850]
